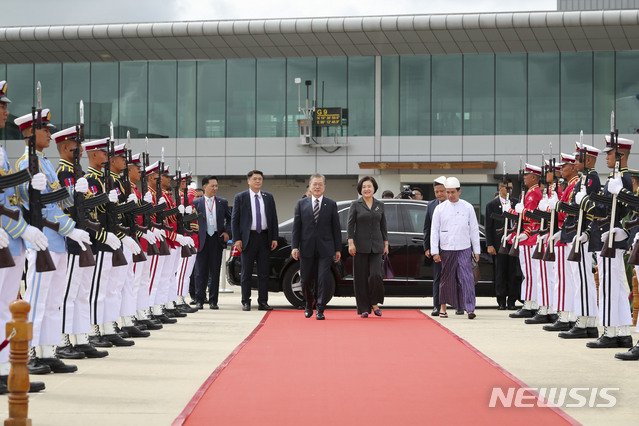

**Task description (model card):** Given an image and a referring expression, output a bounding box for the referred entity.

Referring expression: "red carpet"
[175,310,577,426]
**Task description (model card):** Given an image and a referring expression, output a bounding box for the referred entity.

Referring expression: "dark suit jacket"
[292,196,341,258]
[422,198,441,252]
[231,189,279,247]
[193,195,232,252]
[347,197,388,254]
[485,196,517,248]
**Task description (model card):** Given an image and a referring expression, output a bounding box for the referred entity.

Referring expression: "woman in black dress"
[347,176,389,318]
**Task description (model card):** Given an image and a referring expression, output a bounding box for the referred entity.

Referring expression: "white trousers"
[61,253,95,335]
[158,248,180,304]
[176,255,196,297]
[567,242,598,317]
[24,250,68,347]
[537,252,552,307]
[0,251,26,364]
[597,250,632,327]
[119,247,138,317]
[135,256,152,311]
[104,259,128,323]
[148,254,166,307]
[89,251,113,326]
[518,246,538,302]
[553,244,575,312]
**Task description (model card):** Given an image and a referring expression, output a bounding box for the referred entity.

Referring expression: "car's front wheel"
[282,262,335,309]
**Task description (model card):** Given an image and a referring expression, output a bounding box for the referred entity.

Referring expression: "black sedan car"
[227,199,498,308]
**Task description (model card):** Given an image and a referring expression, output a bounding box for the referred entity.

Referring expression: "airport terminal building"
[2,0,639,218]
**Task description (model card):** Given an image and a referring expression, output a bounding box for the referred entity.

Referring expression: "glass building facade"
[1,51,638,141]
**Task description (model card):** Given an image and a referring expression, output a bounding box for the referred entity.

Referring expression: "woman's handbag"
[382,254,395,279]
[471,255,481,285]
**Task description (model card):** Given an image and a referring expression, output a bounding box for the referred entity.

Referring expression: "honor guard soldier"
[175,171,199,313]
[81,138,128,347]
[15,109,92,374]
[53,126,109,360]
[509,164,543,319]
[0,81,48,393]
[559,143,602,340]
[579,136,634,349]
[544,153,580,332]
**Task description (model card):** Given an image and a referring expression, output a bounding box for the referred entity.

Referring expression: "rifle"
[27,82,58,272]
[104,124,128,267]
[183,166,198,255]
[543,149,557,262]
[567,131,588,263]
[600,111,620,259]
[139,140,160,256]
[509,157,527,258]
[0,169,32,268]
[532,152,547,260]
[173,159,192,258]
[497,161,511,255]
[154,149,173,256]
[122,135,147,263]
[71,101,101,267]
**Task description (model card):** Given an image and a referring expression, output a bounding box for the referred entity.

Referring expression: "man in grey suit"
[423,176,447,316]
[292,174,341,320]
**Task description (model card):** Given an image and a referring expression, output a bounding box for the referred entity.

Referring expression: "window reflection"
[149,61,177,138]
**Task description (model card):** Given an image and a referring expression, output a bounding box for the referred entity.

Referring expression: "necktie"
[313,198,320,223]
[255,194,262,233]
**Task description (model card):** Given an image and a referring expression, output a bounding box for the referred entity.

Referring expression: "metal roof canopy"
[1,10,639,63]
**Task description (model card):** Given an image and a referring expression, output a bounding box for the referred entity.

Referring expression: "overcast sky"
[0,0,557,26]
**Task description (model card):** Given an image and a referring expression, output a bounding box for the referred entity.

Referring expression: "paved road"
[1,290,637,425]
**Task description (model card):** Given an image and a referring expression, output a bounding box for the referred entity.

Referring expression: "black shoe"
[113,324,130,339]
[242,303,251,311]
[586,335,621,348]
[177,303,198,313]
[153,314,177,324]
[305,309,313,318]
[455,309,464,315]
[0,376,45,394]
[137,318,163,330]
[543,321,571,332]
[27,358,52,375]
[316,311,325,320]
[548,313,559,323]
[189,299,197,305]
[74,344,109,358]
[55,345,86,360]
[88,334,114,348]
[258,303,273,311]
[203,298,209,304]
[132,318,149,330]
[195,302,204,310]
[507,305,517,310]
[509,308,535,318]
[165,308,187,318]
[617,335,634,349]
[39,357,78,373]
[568,321,576,329]
[497,304,506,310]
[103,334,135,347]
[209,303,219,310]
[121,326,151,338]
[558,327,589,339]
[431,307,440,317]
[587,327,599,338]
[524,314,552,324]
[615,343,639,360]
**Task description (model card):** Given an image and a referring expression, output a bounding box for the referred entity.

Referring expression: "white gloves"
[178,204,185,215]
[517,233,528,243]
[0,147,4,167]
[574,233,589,244]
[575,190,586,205]
[108,189,118,203]
[152,227,165,241]
[144,191,153,204]
[538,198,548,211]
[21,225,48,251]
[514,202,524,214]
[74,177,89,193]
[601,227,628,243]
[127,192,138,203]
[608,177,623,195]
[141,230,157,245]
[0,228,10,249]
[121,235,141,255]
[184,236,195,247]
[158,197,166,205]
[67,228,92,251]
[547,194,558,210]
[185,205,193,214]
[105,232,122,250]
[175,234,188,247]
[550,231,562,244]
[31,172,47,192]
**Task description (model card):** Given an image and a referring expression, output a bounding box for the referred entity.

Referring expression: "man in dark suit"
[485,180,519,310]
[292,174,342,320]
[231,170,279,311]
[193,176,231,310]
[423,176,447,316]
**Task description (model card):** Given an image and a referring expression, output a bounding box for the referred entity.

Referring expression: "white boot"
[137,309,150,320]
[575,316,587,329]
[40,345,56,359]
[618,325,630,336]
[102,322,116,336]
[0,362,10,376]
[586,316,598,328]
[121,316,134,327]
[567,311,577,322]
[74,333,89,345]
[603,326,616,338]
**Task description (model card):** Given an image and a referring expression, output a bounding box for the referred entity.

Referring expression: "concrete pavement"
[1,290,638,425]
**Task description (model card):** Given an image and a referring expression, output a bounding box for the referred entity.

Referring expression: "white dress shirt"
[250,189,268,231]
[204,195,217,234]
[311,195,323,211]
[430,199,480,255]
